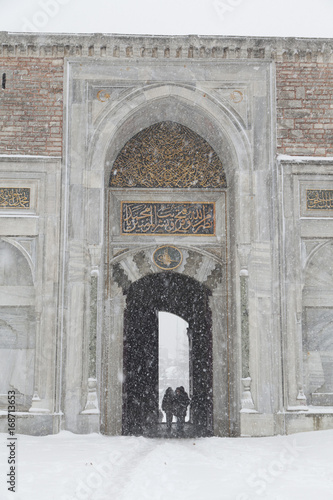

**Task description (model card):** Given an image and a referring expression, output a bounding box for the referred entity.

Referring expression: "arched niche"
[0,238,36,410]
[302,240,333,406]
[0,239,33,286]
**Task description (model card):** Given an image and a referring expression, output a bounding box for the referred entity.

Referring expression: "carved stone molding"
[1,33,333,62]
[183,250,204,278]
[203,263,223,291]
[111,262,132,293]
[111,247,223,292]
[133,250,154,277]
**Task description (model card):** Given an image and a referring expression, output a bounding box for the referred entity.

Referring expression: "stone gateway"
[1,32,333,436]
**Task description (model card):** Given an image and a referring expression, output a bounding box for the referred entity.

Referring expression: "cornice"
[0,32,333,62]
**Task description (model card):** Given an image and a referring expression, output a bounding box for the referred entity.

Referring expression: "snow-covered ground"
[1,429,333,500]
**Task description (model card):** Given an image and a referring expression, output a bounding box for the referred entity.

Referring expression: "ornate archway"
[62,56,275,437]
[103,119,230,437]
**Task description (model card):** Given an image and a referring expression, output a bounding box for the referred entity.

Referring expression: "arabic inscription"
[121,202,215,235]
[307,190,333,210]
[0,188,30,209]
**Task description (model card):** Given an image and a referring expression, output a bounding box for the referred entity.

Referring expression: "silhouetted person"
[173,386,190,437]
[162,387,174,433]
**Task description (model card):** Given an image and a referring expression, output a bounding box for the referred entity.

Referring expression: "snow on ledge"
[278,154,333,163]
[0,154,62,159]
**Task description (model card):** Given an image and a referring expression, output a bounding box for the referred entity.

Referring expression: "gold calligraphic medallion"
[153,246,183,270]
[97,89,111,102]
[230,90,243,103]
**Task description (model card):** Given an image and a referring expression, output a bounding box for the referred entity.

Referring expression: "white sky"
[159,312,188,359]
[0,0,332,38]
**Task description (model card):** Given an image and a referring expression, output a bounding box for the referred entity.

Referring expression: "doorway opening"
[158,312,189,423]
[122,272,213,437]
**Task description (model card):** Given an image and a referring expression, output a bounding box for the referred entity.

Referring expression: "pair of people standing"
[162,386,190,436]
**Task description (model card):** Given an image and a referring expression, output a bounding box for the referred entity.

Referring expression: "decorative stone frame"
[0,156,61,435]
[279,158,333,433]
[62,56,277,436]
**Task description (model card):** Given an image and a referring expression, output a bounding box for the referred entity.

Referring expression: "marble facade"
[1,33,333,436]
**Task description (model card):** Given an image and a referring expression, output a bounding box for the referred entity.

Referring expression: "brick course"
[0,57,63,156]
[276,62,333,156]
[1,40,333,158]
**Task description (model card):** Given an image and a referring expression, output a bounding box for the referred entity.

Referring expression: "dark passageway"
[122,272,213,437]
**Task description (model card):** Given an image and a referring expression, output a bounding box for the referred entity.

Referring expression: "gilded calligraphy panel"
[121,202,215,235]
[307,190,333,210]
[0,188,30,209]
